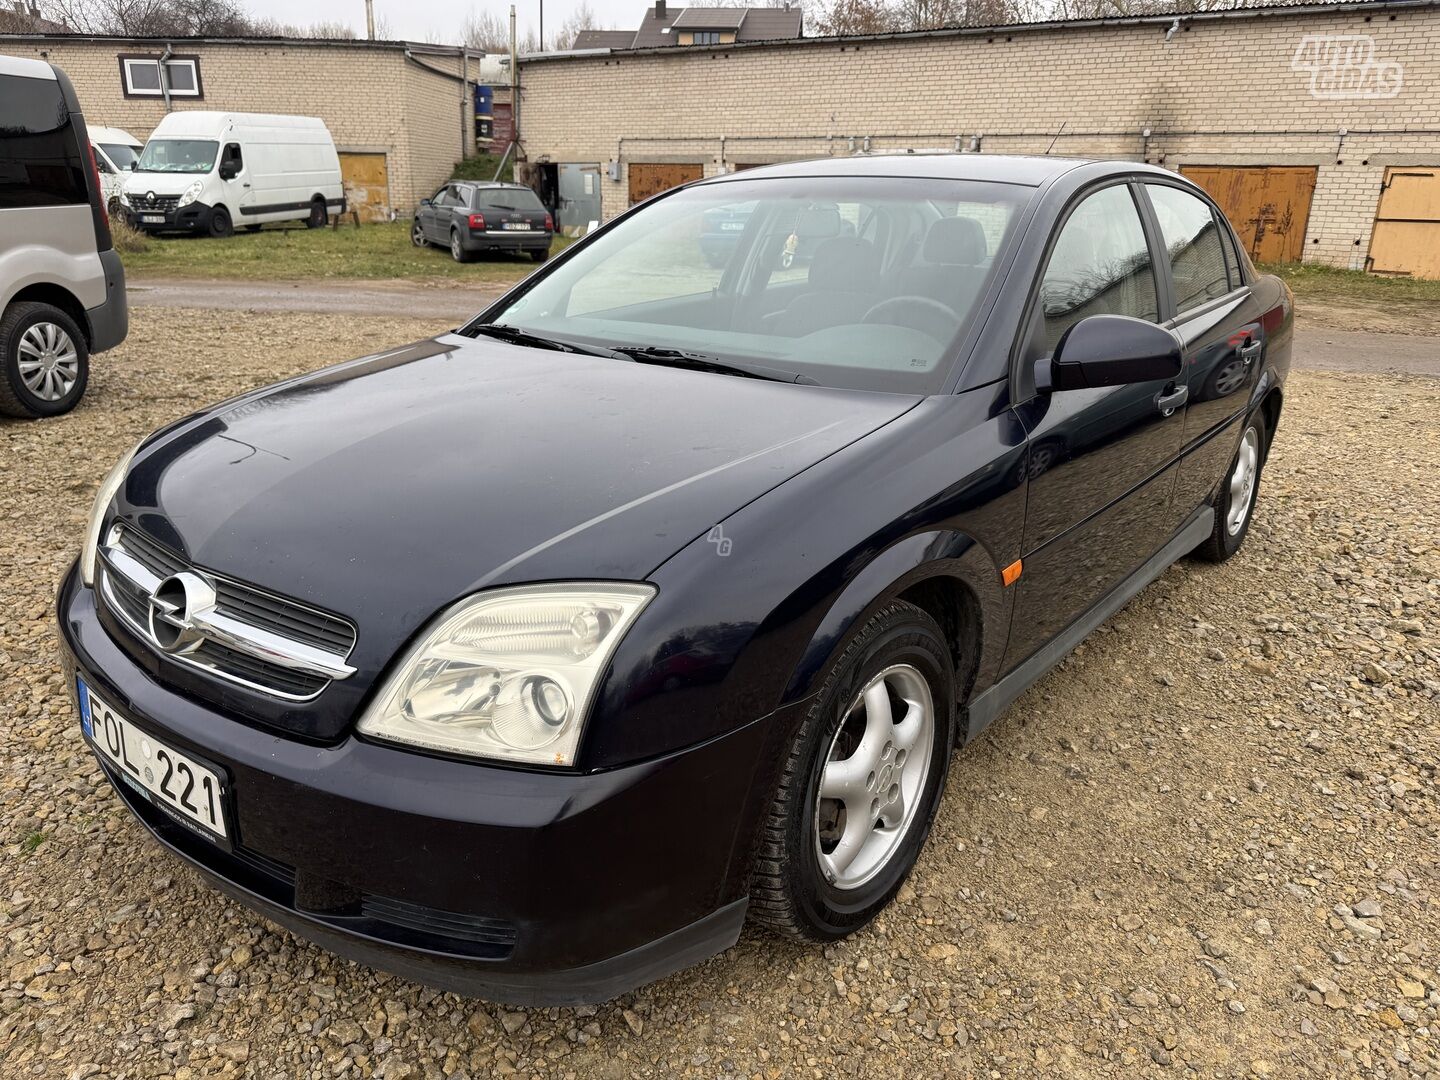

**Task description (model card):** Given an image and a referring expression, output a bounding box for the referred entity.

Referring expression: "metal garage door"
[1181,166,1317,264]
[628,162,703,205]
[1367,167,1440,278]
[338,152,390,223]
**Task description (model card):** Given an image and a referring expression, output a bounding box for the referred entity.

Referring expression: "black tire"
[530,247,550,264]
[749,601,956,940]
[244,224,262,233]
[411,221,428,248]
[0,302,90,419]
[1191,416,1268,563]
[208,207,233,238]
[450,230,472,263]
[106,195,121,217]
[307,200,328,229]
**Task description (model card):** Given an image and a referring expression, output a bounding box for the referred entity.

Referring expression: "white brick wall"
[519,6,1440,266]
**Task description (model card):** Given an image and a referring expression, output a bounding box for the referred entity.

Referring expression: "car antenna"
[1045,121,1068,156]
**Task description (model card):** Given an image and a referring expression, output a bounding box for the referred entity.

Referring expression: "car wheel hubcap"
[814,664,935,890]
[452,235,462,258]
[16,322,79,402]
[1226,426,1261,536]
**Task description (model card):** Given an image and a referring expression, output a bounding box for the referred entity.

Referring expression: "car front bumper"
[57,565,786,1005]
[126,201,215,233]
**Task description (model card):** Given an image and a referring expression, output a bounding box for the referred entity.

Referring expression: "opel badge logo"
[147,571,216,655]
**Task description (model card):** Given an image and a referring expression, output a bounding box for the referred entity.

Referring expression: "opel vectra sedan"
[58,155,1291,1005]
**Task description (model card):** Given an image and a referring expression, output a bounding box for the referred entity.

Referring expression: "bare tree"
[40,0,254,34]
[246,17,360,38]
[462,7,538,53]
[813,0,898,35]
[550,0,602,51]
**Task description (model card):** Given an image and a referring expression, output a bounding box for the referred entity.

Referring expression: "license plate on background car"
[502,222,529,230]
[720,222,744,231]
[141,214,164,223]
[77,679,229,840]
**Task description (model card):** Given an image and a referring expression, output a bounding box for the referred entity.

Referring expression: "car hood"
[116,334,918,702]
[122,173,207,196]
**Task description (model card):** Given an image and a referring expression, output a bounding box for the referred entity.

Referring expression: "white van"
[88,126,143,214]
[121,112,344,237]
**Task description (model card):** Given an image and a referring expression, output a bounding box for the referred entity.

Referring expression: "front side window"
[485,175,1030,394]
[0,73,86,210]
[1147,184,1231,314]
[1035,184,1158,356]
[220,143,242,173]
[98,143,140,171]
[135,139,218,174]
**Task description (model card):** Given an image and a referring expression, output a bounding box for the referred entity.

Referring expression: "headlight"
[80,440,141,587]
[357,583,656,766]
[118,189,130,207]
[177,179,204,208]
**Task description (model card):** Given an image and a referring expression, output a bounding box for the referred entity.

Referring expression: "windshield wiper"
[609,346,814,384]
[467,323,619,357]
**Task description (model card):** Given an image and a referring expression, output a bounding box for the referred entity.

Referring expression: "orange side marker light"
[1002,559,1023,587]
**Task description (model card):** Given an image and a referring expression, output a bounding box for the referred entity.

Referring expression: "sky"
[241,0,647,46]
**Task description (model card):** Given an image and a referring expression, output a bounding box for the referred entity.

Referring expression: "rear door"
[1141,180,1267,517]
[474,186,548,232]
[422,185,455,241]
[1003,182,1187,671]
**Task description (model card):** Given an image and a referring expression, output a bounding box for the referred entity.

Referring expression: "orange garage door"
[1181,166,1317,264]
[339,152,391,223]
[628,162,703,205]
[1367,167,1440,279]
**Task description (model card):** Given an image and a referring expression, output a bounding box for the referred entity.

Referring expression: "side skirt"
[963,505,1214,743]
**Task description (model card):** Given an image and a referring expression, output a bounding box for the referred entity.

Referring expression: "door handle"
[1238,340,1262,364]
[1155,384,1189,417]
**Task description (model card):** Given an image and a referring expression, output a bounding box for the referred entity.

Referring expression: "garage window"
[119,55,203,99]
[1146,184,1231,314]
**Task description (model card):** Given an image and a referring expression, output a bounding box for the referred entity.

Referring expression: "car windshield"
[135,139,218,174]
[99,142,140,170]
[476,187,545,212]
[482,175,1030,393]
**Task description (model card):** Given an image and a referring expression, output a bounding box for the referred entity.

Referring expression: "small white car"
[88,125,143,215]
[121,111,345,237]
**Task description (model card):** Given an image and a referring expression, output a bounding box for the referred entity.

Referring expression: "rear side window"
[1035,184,1159,356]
[1146,184,1231,314]
[475,187,545,212]
[0,73,86,210]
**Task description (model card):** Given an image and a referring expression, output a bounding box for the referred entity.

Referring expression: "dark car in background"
[413,180,554,263]
[0,54,128,418]
[60,155,1290,1005]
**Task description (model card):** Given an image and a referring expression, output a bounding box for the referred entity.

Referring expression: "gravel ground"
[2,307,1437,1079]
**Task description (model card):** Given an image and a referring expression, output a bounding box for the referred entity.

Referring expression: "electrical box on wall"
[607,160,621,181]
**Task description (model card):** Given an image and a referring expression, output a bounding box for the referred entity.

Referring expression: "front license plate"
[140,214,165,223]
[78,679,229,840]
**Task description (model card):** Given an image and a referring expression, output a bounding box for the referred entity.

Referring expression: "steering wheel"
[862,296,959,344]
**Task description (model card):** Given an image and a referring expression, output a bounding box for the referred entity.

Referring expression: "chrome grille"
[98,525,357,701]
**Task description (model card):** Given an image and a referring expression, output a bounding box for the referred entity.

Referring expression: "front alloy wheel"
[411,222,427,247]
[750,600,954,939]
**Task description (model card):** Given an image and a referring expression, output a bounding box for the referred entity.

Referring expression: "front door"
[557,163,602,230]
[1003,183,1188,671]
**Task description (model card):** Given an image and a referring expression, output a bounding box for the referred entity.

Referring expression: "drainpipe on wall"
[159,42,173,112]
[510,4,520,156]
[460,48,470,160]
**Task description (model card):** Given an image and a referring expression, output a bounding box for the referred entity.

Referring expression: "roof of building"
[544,0,1430,58]
[568,3,804,51]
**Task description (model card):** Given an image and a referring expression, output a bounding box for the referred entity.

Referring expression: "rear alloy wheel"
[411,222,427,247]
[1192,419,1267,563]
[750,601,955,939]
[450,230,471,263]
[0,302,90,419]
[307,201,328,228]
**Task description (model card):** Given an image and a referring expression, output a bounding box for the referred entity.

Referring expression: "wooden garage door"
[1181,166,1316,264]
[1368,167,1440,278]
[339,152,390,223]
[628,162,703,205]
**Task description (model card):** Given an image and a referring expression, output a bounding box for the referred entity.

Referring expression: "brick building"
[519,0,1440,275]
[0,33,500,219]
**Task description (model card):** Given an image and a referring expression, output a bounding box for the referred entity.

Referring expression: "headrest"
[807,237,881,291]
[922,217,987,266]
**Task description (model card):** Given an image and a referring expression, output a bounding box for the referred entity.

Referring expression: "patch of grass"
[1259,262,1440,305]
[119,221,571,283]
[450,152,514,184]
[20,831,45,854]
[109,216,150,255]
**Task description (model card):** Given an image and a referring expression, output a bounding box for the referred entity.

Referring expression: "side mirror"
[419,198,432,207]
[218,162,237,181]
[129,160,138,171]
[1037,314,1182,392]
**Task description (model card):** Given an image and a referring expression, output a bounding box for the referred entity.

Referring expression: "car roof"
[455,181,531,190]
[704,153,1175,188]
[89,125,142,145]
